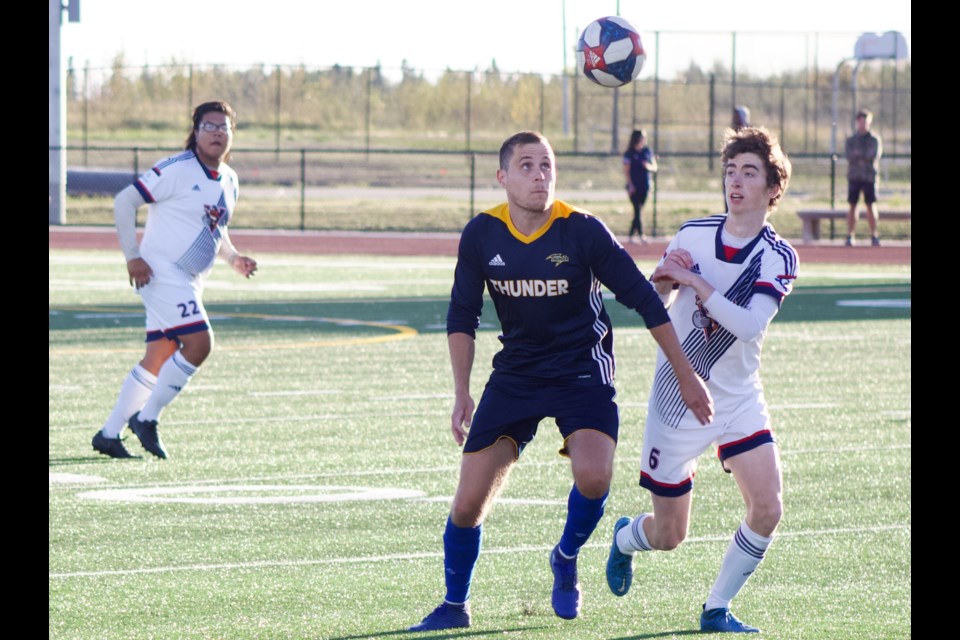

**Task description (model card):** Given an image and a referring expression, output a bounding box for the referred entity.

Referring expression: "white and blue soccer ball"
[576,16,646,88]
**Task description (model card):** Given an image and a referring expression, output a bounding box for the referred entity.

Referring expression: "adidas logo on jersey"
[192,184,202,191]
[488,254,506,266]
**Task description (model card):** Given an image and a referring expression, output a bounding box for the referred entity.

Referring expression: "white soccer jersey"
[133,151,239,282]
[649,215,799,430]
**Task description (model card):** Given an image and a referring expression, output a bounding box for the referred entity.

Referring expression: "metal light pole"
[49,0,81,225]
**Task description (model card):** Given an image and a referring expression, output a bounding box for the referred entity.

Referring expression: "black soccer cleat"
[128,412,168,459]
[92,430,141,459]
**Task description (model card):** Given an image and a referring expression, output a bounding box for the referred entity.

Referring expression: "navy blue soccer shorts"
[463,376,620,458]
[847,179,878,205]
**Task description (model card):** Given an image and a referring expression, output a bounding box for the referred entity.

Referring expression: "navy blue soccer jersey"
[447,200,669,385]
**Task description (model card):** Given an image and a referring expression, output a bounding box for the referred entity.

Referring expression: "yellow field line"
[49,307,418,354]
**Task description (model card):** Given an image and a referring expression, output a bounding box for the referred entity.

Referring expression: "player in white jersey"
[605,127,798,634]
[92,101,257,460]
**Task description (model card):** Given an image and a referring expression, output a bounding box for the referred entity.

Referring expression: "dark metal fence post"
[540,75,545,132]
[731,32,738,112]
[83,63,89,166]
[188,64,193,118]
[275,66,281,159]
[829,154,837,209]
[573,70,579,152]
[892,57,899,153]
[780,82,786,149]
[365,67,372,155]
[708,74,716,171]
[300,149,306,231]
[828,153,839,238]
[469,152,476,221]
[813,33,820,152]
[466,72,472,151]
[133,147,141,226]
[611,87,620,154]
[652,173,658,239]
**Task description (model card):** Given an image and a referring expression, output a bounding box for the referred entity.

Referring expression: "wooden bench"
[796,209,911,244]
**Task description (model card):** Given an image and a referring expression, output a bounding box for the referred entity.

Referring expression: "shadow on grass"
[608,631,705,638]
[328,626,549,640]
[49,455,143,466]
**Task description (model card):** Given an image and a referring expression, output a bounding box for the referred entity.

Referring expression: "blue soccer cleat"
[700,605,761,633]
[550,544,582,620]
[606,516,634,596]
[128,412,168,459]
[407,601,471,632]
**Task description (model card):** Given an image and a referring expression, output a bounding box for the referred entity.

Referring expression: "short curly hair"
[721,126,791,210]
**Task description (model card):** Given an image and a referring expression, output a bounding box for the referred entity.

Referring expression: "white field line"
[49,444,911,490]
[49,523,910,580]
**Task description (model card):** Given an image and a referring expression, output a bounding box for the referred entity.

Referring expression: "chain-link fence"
[59,146,911,242]
[54,29,910,238]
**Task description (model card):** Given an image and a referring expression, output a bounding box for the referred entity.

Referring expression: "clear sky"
[58,0,911,78]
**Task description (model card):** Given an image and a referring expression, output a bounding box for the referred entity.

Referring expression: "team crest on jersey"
[545,253,569,267]
[692,296,720,341]
[204,204,227,231]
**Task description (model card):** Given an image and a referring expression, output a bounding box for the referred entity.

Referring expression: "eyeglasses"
[198,121,232,133]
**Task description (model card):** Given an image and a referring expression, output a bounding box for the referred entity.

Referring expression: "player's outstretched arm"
[448,332,476,446]
[648,322,714,425]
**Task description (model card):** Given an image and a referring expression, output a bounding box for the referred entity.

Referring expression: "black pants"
[629,189,649,236]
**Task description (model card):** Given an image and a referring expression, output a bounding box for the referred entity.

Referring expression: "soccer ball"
[576,16,646,88]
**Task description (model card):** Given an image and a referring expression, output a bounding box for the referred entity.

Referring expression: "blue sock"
[558,484,608,557]
[442,516,482,604]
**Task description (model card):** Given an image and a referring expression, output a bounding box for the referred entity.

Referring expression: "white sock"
[101,365,157,438]
[704,520,772,611]
[617,513,653,554]
[138,351,198,422]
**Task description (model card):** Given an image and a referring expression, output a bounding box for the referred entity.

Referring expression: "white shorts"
[137,274,210,343]
[638,399,775,497]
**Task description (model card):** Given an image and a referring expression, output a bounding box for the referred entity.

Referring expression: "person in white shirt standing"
[605,126,798,634]
[92,100,257,460]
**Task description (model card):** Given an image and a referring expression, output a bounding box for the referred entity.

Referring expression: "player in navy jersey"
[91,101,257,460]
[408,131,713,632]
[605,126,797,634]
[623,129,658,244]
